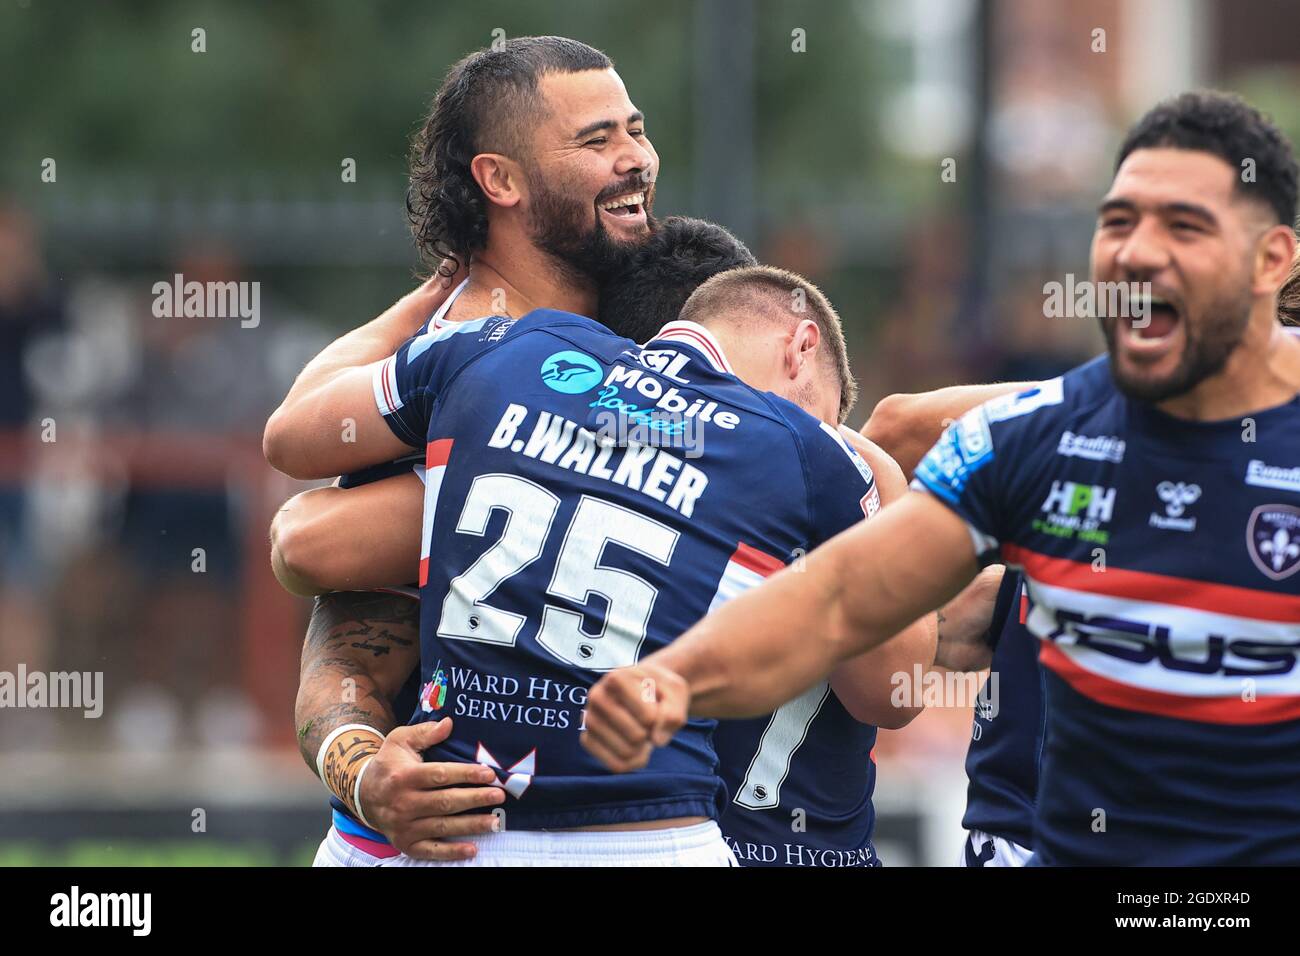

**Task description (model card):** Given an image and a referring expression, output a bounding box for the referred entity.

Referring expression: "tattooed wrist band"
[316,723,384,827]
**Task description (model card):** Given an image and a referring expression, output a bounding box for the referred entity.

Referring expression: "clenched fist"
[581,660,691,772]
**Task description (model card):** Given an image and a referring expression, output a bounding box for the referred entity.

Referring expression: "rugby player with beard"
[265,36,660,864]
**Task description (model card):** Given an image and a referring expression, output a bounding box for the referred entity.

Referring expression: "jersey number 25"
[435,473,678,671]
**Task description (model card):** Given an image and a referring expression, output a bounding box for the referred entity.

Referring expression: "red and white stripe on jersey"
[372,356,403,417]
[418,439,453,587]
[1004,543,1300,724]
[707,542,786,612]
[652,320,734,374]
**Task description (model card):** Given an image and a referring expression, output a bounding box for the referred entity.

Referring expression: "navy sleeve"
[371,315,516,447]
[796,420,882,545]
[337,452,425,489]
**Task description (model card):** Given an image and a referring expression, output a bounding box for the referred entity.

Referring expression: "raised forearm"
[264,360,413,479]
[295,591,420,773]
[283,276,452,409]
[264,278,452,478]
[657,540,854,719]
[864,382,1035,480]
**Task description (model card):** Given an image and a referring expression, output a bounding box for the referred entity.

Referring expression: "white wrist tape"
[353,757,377,830]
[316,723,384,825]
[315,723,383,779]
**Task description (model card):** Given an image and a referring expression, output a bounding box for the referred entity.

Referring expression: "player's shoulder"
[913,354,1117,507]
[761,394,877,488]
[408,308,623,386]
[486,308,633,359]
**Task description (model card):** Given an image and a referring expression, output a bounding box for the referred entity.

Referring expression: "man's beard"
[1101,280,1253,404]
[526,171,653,285]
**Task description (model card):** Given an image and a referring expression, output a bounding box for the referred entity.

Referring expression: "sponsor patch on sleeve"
[914,410,996,503]
[983,377,1064,423]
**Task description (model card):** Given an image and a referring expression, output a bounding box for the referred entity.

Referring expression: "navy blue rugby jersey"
[913,350,1300,865]
[960,570,1044,851]
[372,311,878,830]
[709,542,884,868]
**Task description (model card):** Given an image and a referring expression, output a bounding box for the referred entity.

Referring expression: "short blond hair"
[679,265,857,421]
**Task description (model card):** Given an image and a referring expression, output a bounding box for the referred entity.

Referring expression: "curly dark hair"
[1279,247,1300,326]
[596,216,757,343]
[406,36,613,277]
[1116,90,1298,228]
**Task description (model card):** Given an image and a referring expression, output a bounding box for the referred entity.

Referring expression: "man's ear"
[470,154,524,209]
[1254,222,1297,297]
[785,318,821,381]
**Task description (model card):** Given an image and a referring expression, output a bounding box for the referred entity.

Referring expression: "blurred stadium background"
[2,0,1298,865]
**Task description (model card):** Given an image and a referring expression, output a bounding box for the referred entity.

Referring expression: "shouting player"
[584,90,1300,866]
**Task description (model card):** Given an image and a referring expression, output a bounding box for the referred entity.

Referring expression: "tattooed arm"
[296,590,504,861]
[295,590,419,767]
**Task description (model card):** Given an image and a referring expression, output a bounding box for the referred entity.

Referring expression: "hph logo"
[1040,480,1116,521]
[540,351,603,394]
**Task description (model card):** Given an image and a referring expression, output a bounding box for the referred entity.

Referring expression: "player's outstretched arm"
[271,472,423,596]
[863,381,1037,480]
[583,493,979,771]
[298,591,504,861]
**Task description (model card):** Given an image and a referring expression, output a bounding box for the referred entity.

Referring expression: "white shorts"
[313,826,396,867]
[375,820,737,867]
[958,829,1033,867]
